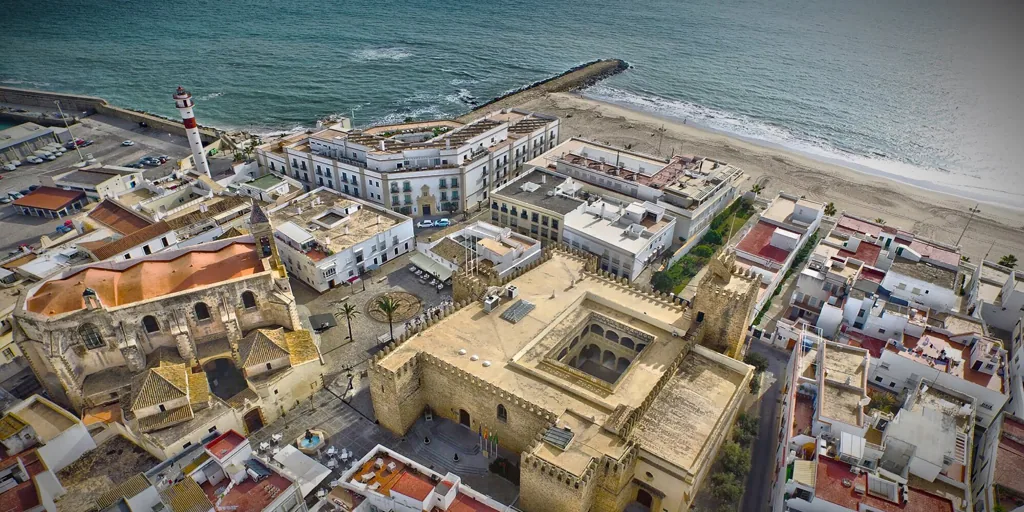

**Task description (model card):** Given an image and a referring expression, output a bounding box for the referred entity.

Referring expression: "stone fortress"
[11,202,324,458]
[369,244,754,512]
[691,249,760,358]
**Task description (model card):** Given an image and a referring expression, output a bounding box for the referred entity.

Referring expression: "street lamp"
[54,100,86,163]
[956,204,981,247]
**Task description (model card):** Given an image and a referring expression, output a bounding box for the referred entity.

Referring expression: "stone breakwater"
[456,59,629,123]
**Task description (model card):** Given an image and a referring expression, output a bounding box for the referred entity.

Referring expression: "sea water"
[1,0,1020,205]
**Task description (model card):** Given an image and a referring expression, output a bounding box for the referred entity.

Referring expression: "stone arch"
[194,302,212,321]
[241,290,257,309]
[569,356,578,367]
[580,345,600,362]
[590,324,604,337]
[636,343,647,352]
[497,404,508,423]
[602,351,616,368]
[617,357,630,372]
[620,337,635,350]
[605,330,620,343]
[80,323,104,349]
[142,315,160,334]
[557,348,568,360]
[570,336,579,349]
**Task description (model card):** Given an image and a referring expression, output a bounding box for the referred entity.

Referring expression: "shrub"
[719,441,751,477]
[652,271,677,293]
[749,376,761,395]
[743,353,769,373]
[702,230,723,246]
[488,457,520,485]
[691,245,715,258]
[711,472,744,502]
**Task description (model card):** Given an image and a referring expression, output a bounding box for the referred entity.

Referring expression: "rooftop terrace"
[268,188,406,255]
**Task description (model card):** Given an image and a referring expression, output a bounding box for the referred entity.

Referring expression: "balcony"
[390,186,399,194]
[402,185,412,193]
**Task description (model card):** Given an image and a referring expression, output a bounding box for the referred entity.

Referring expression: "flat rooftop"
[56,166,138,187]
[26,240,263,316]
[12,186,85,211]
[268,188,405,254]
[55,435,161,512]
[379,252,749,474]
[890,258,957,289]
[13,399,76,442]
[563,201,673,256]
[493,170,583,215]
[736,220,796,264]
[896,332,1004,392]
[245,173,285,191]
[814,457,953,512]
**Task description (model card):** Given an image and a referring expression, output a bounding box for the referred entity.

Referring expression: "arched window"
[497,404,508,423]
[194,302,211,321]
[602,350,616,368]
[636,344,647,352]
[80,324,104,349]
[620,337,635,350]
[142,315,160,334]
[241,291,257,309]
[605,330,620,343]
[590,324,604,336]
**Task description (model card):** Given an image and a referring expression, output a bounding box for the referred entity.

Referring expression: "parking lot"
[0,112,193,253]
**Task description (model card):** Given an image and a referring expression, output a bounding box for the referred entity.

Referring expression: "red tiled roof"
[200,471,292,511]
[391,471,434,501]
[845,331,889,359]
[736,220,792,264]
[444,492,502,512]
[11,186,85,211]
[92,221,172,260]
[839,241,882,266]
[836,215,884,238]
[860,266,886,284]
[87,199,154,235]
[908,239,960,267]
[815,457,953,512]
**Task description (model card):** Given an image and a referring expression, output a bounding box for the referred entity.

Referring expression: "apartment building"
[531,138,744,243]
[256,110,559,217]
[971,412,1024,512]
[490,168,581,245]
[232,171,303,204]
[965,260,1024,333]
[1007,316,1024,418]
[41,164,143,201]
[331,444,511,512]
[268,187,415,292]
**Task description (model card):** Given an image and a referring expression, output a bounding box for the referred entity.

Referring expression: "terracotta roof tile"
[92,221,173,260]
[284,330,320,366]
[87,199,154,235]
[238,328,290,368]
[248,199,269,225]
[11,186,85,211]
[0,413,27,440]
[131,364,187,410]
[163,476,213,512]
[96,473,152,508]
[136,404,194,433]
[188,371,210,406]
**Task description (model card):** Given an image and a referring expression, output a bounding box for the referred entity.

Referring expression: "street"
[740,341,790,512]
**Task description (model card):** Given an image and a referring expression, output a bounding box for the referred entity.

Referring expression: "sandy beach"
[513,92,1024,262]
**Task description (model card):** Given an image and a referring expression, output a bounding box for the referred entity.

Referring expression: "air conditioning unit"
[483,295,500,313]
[506,285,519,299]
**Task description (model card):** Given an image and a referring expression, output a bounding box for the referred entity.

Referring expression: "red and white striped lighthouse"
[173,86,211,177]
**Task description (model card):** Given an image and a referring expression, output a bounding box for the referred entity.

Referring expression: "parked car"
[80,140,94,147]
[435,218,451,227]
[2,164,15,172]
[0,197,10,204]
[19,189,30,196]
[55,225,73,234]
[122,140,135,146]
[43,154,55,161]
[8,192,24,199]
[416,219,434,228]
[10,160,20,167]
[26,156,43,164]
[28,185,39,191]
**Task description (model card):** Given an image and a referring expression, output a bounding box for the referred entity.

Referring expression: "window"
[124,254,131,260]
[209,426,217,433]
[531,213,539,223]
[889,382,896,388]
[324,267,337,278]
[878,328,886,334]
[80,323,104,349]
[241,291,257,309]
[266,362,273,370]
[2,348,14,360]
[143,245,151,255]
[182,442,192,449]
[161,237,169,247]
[158,404,166,412]
[451,178,458,187]
[981,402,993,410]
[142,315,160,333]
[497,404,508,423]
[911,287,921,295]
[551,219,558,229]
[194,302,212,321]
[874,376,883,383]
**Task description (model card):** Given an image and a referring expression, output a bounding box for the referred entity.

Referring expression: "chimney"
[380,140,386,151]
[541,174,547,184]
[600,202,606,218]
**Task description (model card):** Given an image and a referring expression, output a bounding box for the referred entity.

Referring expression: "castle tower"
[247,199,282,272]
[172,86,211,177]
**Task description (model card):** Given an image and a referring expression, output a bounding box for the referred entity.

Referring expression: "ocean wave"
[449,78,479,86]
[583,85,950,188]
[198,92,224,101]
[352,47,412,62]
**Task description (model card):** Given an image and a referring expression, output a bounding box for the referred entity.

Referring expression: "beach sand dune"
[517,92,1024,262]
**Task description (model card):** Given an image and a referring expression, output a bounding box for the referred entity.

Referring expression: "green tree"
[374,296,402,343]
[691,245,715,258]
[710,472,743,502]
[824,202,837,217]
[702,230,723,246]
[719,441,751,477]
[338,303,360,342]
[874,217,886,225]
[867,391,898,414]
[749,376,761,395]
[750,184,764,195]
[999,254,1018,269]
[652,271,677,293]
[743,352,769,373]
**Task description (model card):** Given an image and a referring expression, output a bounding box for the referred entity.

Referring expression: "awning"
[409,253,453,282]
[273,445,331,497]
[309,314,336,330]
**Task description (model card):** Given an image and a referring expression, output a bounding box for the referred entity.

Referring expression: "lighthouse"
[172,86,211,177]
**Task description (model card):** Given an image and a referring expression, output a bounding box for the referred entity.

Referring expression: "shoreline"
[514,92,1024,262]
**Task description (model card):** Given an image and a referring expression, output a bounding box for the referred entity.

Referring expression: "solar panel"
[542,426,575,449]
[501,299,535,323]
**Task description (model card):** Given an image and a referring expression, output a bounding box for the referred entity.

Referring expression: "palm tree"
[824,202,837,217]
[751,184,764,195]
[999,254,1018,269]
[338,303,360,341]
[874,218,886,225]
[375,296,402,343]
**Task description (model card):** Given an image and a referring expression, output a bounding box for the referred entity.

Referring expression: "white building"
[42,165,144,202]
[413,221,541,282]
[331,444,511,512]
[257,110,559,217]
[531,138,745,244]
[562,198,675,281]
[735,193,824,311]
[966,260,1024,333]
[1007,316,1024,418]
[268,187,415,292]
[233,171,303,204]
[971,412,1024,512]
